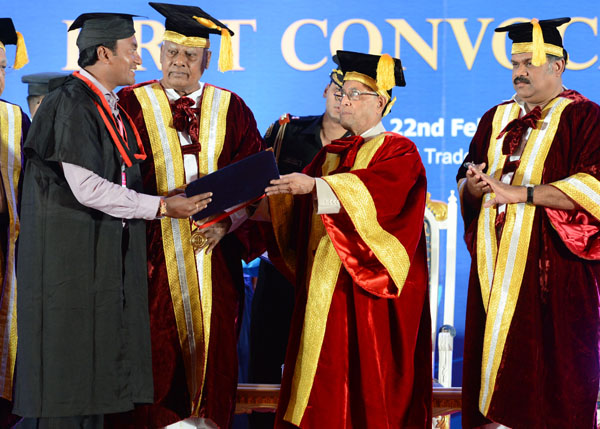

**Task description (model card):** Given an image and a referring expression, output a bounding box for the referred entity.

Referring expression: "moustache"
[514,76,531,85]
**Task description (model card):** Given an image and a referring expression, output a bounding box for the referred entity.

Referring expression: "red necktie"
[324,135,366,174]
[497,106,542,155]
[171,97,200,145]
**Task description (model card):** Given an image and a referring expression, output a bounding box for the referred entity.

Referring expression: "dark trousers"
[15,415,103,429]
[248,260,295,429]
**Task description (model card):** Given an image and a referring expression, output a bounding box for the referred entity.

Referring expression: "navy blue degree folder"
[185,150,280,221]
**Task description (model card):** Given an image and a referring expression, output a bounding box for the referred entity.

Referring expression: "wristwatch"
[526,184,535,205]
[159,198,168,217]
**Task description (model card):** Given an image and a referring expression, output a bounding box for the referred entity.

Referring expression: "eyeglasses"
[333,88,379,101]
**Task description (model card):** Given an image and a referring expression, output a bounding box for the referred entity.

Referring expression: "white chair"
[424,190,458,388]
[424,191,459,428]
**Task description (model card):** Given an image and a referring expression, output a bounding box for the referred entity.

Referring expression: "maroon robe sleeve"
[543,95,600,259]
[455,106,498,254]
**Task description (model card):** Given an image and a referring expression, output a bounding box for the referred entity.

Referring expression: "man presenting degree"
[264,50,432,429]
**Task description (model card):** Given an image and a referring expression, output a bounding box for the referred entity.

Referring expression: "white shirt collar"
[164,83,205,107]
[360,121,386,138]
[79,68,119,115]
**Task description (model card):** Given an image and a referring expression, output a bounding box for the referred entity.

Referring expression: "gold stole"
[284,134,412,424]
[133,83,230,415]
[551,172,600,220]
[476,97,572,415]
[0,101,22,400]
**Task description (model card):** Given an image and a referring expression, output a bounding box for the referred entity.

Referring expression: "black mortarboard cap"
[69,13,137,51]
[336,50,405,93]
[0,18,28,69]
[21,72,70,96]
[149,2,233,39]
[0,18,18,46]
[149,2,235,72]
[495,18,570,65]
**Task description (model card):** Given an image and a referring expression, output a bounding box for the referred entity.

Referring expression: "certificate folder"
[186,150,280,221]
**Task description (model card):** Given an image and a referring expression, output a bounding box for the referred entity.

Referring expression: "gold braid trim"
[193,85,230,414]
[476,102,520,309]
[512,42,563,58]
[478,97,572,416]
[0,101,22,400]
[343,71,390,100]
[283,233,341,425]
[551,173,600,223]
[163,30,210,48]
[324,134,410,296]
[283,133,388,425]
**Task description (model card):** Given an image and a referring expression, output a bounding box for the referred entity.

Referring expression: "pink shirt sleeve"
[62,162,160,220]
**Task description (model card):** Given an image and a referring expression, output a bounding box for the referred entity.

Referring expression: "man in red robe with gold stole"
[0,17,29,429]
[458,18,600,429]
[263,50,432,428]
[109,3,264,428]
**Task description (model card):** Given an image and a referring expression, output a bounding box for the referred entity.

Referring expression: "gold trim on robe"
[284,133,403,425]
[0,101,21,400]
[133,83,230,415]
[550,172,600,222]
[476,102,520,308]
[195,85,230,406]
[476,97,573,416]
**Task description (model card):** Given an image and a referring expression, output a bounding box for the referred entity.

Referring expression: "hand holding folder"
[185,150,280,221]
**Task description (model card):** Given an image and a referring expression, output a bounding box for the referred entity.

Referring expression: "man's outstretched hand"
[265,173,316,196]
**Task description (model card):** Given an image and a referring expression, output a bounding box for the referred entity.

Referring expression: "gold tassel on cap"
[376,53,395,92]
[218,27,233,73]
[13,31,28,70]
[530,18,546,67]
[383,96,396,117]
[193,16,233,72]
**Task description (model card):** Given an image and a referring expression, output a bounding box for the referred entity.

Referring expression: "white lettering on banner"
[390,117,480,138]
[390,118,445,137]
[281,19,328,71]
[62,17,599,72]
[451,118,478,137]
[386,18,442,70]
[422,148,466,165]
[446,18,495,70]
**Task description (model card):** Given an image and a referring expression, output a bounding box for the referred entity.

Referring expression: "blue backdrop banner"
[3,0,599,401]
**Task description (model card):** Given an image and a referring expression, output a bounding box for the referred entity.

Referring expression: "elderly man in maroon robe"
[110,3,264,428]
[457,17,600,429]
[262,50,432,429]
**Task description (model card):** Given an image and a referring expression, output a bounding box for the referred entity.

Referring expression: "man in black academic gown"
[12,12,211,429]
